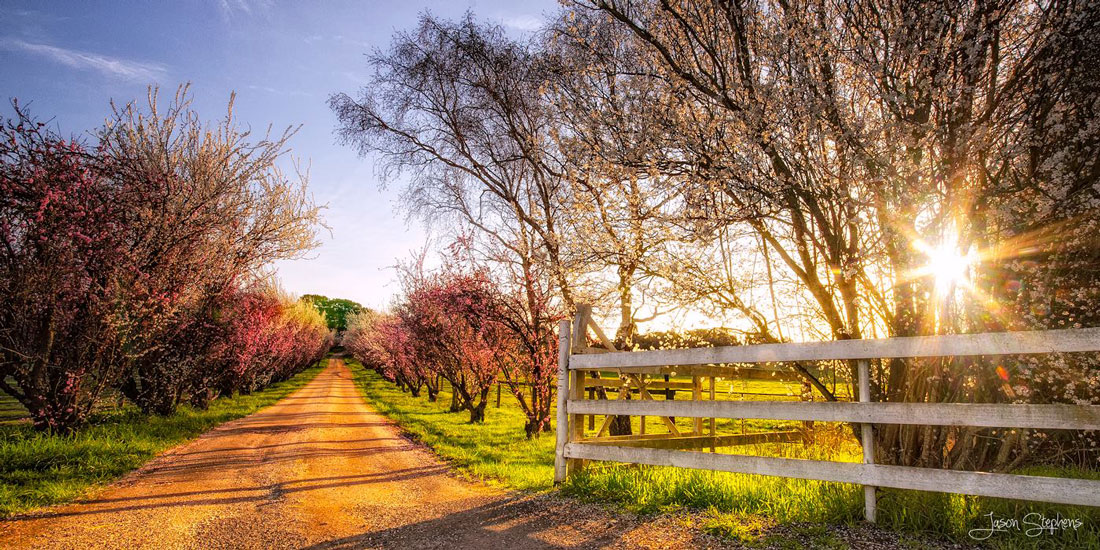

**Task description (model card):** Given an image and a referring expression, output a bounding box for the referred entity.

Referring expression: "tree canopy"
[301,295,365,331]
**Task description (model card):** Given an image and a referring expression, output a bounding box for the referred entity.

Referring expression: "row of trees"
[333,1,1100,470]
[345,243,560,437]
[0,87,331,433]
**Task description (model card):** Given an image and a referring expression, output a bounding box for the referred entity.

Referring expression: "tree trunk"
[525,411,553,439]
[615,264,638,345]
[664,374,676,423]
[609,391,632,435]
[609,268,637,436]
[469,387,490,423]
[190,387,212,409]
[449,386,461,412]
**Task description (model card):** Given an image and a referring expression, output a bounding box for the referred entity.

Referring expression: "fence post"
[569,368,587,475]
[553,319,572,484]
[858,358,877,522]
[566,305,591,477]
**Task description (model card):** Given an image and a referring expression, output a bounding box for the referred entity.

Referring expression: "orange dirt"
[0,360,719,549]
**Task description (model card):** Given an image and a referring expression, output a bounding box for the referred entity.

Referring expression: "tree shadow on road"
[303,494,636,550]
[171,437,404,456]
[7,465,452,521]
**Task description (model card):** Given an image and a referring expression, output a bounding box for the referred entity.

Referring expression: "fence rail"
[566,400,1100,430]
[570,326,1100,370]
[554,304,1100,522]
[563,443,1100,508]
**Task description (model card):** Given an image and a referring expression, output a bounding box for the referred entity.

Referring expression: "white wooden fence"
[553,305,1100,522]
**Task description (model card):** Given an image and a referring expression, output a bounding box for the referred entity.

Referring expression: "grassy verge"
[348,358,556,490]
[0,359,327,517]
[567,463,1100,549]
[348,359,1099,548]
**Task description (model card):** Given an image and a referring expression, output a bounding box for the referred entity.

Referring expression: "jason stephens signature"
[968,512,1084,540]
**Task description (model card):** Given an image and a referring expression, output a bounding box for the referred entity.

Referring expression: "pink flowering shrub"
[345,250,562,434]
[0,91,328,431]
[346,310,439,399]
[0,110,133,432]
[219,286,331,398]
[397,269,505,423]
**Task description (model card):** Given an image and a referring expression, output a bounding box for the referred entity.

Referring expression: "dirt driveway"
[0,360,723,549]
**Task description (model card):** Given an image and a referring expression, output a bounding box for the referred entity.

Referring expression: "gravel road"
[0,360,732,549]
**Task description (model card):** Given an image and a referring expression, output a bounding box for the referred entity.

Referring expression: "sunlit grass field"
[348,359,1100,548]
[0,380,28,426]
[0,360,327,517]
[348,358,557,490]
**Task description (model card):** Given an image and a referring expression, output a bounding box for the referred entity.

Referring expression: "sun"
[913,235,977,298]
[926,243,973,292]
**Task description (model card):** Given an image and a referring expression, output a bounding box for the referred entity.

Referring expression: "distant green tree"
[301,294,364,331]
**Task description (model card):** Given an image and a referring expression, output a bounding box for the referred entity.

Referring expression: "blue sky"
[0,0,558,310]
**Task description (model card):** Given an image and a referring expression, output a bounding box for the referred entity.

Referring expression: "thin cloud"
[246,84,314,98]
[1,38,166,82]
[216,0,274,22]
[7,8,70,22]
[500,14,544,32]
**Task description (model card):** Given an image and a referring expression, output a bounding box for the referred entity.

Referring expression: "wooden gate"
[553,305,1100,521]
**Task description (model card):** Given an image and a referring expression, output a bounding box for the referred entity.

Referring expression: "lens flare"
[911,225,977,301]
[924,242,975,295]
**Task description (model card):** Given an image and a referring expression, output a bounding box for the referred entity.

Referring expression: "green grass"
[348,360,1099,548]
[0,378,29,426]
[348,358,557,490]
[0,360,327,517]
[875,467,1100,549]
[562,466,862,521]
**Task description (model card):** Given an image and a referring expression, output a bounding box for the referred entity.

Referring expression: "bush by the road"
[344,253,559,436]
[0,88,329,432]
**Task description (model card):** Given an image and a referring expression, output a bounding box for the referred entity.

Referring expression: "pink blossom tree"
[399,267,506,423]
[491,261,562,438]
[0,89,328,430]
[102,87,323,415]
[0,108,132,432]
[347,310,437,399]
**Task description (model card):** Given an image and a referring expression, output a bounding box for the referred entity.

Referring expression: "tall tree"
[547,9,685,344]
[579,0,1100,469]
[331,15,577,432]
[330,15,576,311]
